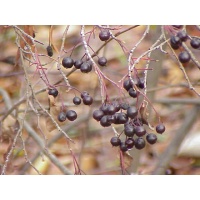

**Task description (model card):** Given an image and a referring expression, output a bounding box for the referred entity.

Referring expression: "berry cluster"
[170,29,200,64]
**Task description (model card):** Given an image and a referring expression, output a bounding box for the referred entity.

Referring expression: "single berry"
[128,88,138,98]
[98,57,107,66]
[62,57,74,68]
[127,106,138,119]
[100,104,109,115]
[46,45,53,57]
[123,79,133,91]
[66,110,77,121]
[120,142,128,152]
[48,88,58,97]
[124,125,135,137]
[112,101,121,112]
[73,96,81,105]
[190,38,200,49]
[110,136,121,146]
[100,116,111,127]
[80,62,92,73]
[125,138,135,149]
[156,123,165,134]
[146,133,157,144]
[178,51,191,63]
[81,91,89,98]
[99,30,111,41]
[74,59,83,69]
[107,115,116,124]
[135,126,146,137]
[82,95,93,105]
[137,78,145,89]
[170,35,182,49]
[58,111,67,122]
[107,105,116,115]
[135,137,146,150]
[93,110,104,121]
[176,31,188,42]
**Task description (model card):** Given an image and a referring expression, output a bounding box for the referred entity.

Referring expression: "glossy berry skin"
[156,123,165,134]
[177,31,188,42]
[128,88,138,98]
[62,57,74,68]
[170,36,182,49]
[58,111,67,122]
[107,105,116,115]
[99,30,111,41]
[80,62,92,73]
[100,104,109,115]
[93,110,104,121]
[73,97,81,105]
[115,112,128,124]
[110,136,121,146]
[178,51,191,63]
[125,138,135,149]
[48,88,58,97]
[120,142,128,152]
[82,95,93,105]
[135,137,146,150]
[127,106,138,119]
[98,57,107,66]
[120,102,129,110]
[66,110,77,121]
[112,101,121,112]
[107,115,116,124]
[135,126,146,137]
[124,125,135,137]
[46,45,53,57]
[190,38,200,49]
[100,116,111,127]
[123,79,133,91]
[146,133,157,144]
[74,59,83,69]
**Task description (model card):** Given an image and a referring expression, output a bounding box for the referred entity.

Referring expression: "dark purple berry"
[146,133,157,144]
[66,110,77,121]
[100,104,109,115]
[124,125,135,137]
[46,45,53,57]
[107,115,116,124]
[80,62,92,73]
[178,51,191,63]
[99,30,110,41]
[107,105,116,115]
[170,36,182,50]
[73,96,81,105]
[127,106,138,119]
[123,79,133,91]
[172,25,183,29]
[117,112,128,124]
[93,110,104,121]
[62,57,74,68]
[156,123,165,134]
[120,142,128,152]
[82,95,93,105]
[137,78,145,89]
[135,137,146,150]
[128,88,138,98]
[48,88,58,97]
[98,57,107,66]
[176,31,188,42]
[58,111,67,122]
[81,91,89,98]
[74,59,83,69]
[125,138,135,149]
[190,38,200,49]
[100,116,111,127]
[112,101,121,112]
[135,126,146,137]
[110,136,121,146]
[120,102,129,110]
